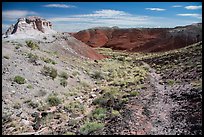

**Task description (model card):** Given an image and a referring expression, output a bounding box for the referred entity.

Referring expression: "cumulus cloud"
[177,13,202,19]
[2,10,37,21]
[185,5,202,10]
[145,8,166,11]
[43,4,76,8]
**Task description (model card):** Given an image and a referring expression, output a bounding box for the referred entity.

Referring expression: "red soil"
[71,23,202,52]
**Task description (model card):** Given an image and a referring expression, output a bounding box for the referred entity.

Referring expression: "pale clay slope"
[2,17,100,134]
[2,34,100,134]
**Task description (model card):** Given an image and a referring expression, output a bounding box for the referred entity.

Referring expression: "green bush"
[92,107,107,120]
[27,84,33,89]
[41,66,58,80]
[91,71,104,80]
[13,102,21,109]
[111,109,120,117]
[27,53,39,63]
[41,57,56,65]
[50,68,58,80]
[60,79,68,87]
[47,94,61,106]
[15,45,21,49]
[64,101,85,114]
[129,91,139,97]
[14,76,26,84]
[59,72,69,79]
[26,40,40,50]
[79,122,104,135]
[167,79,175,86]
[64,132,75,135]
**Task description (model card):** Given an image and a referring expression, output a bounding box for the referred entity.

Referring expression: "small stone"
[20,112,28,119]
[21,119,30,126]
[90,93,96,98]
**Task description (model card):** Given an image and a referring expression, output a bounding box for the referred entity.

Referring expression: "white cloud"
[172,5,182,8]
[49,9,148,25]
[75,9,129,17]
[48,9,201,32]
[145,8,166,11]
[49,17,88,22]
[2,10,37,21]
[185,5,202,10]
[43,4,76,8]
[177,13,202,19]
[49,9,150,32]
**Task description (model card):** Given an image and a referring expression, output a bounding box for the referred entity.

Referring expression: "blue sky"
[2,2,202,32]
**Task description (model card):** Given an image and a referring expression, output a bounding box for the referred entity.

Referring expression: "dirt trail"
[139,62,177,135]
[104,62,179,135]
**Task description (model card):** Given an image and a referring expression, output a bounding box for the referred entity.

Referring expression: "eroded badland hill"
[2,17,202,135]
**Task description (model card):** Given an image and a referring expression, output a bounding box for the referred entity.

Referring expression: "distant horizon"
[2,2,202,32]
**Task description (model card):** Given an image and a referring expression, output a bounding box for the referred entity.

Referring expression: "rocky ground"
[2,34,202,135]
[100,41,202,135]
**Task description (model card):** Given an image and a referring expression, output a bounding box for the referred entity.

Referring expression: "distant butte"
[4,16,56,36]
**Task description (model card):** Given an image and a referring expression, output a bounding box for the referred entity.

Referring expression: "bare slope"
[71,23,202,52]
[2,36,202,135]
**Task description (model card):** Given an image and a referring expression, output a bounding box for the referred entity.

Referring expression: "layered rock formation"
[3,16,105,60]
[4,16,56,36]
[72,23,202,52]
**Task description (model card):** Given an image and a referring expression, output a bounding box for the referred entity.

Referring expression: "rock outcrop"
[3,16,105,60]
[71,23,202,52]
[4,16,56,36]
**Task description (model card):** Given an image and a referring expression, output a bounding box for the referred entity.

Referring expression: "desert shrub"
[91,71,104,80]
[117,56,125,62]
[28,101,39,108]
[47,94,61,106]
[93,87,126,109]
[64,101,85,114]
[15,45,20,49]
[60,79,68,87]
[41,57,56,65]
[14,76,26,84]
[41,66,57,80]
[129,91,139,97]
[13,102,21,109]
[64,132,76,135]
[79,122,104,135]
[50,68,58,80]
[111,109,120,117]
[26,40,40,50]
[167,79,175,86]
[59,72,69,79]
[27,84,33,89]
[27,53,39,64]
[92,107,107,120]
